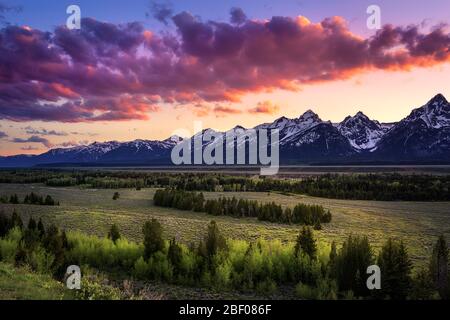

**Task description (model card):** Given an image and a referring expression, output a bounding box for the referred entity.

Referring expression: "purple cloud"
[12,135,53,148]
[0,12,449,123]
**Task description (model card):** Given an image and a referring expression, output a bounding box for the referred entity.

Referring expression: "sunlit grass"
[1,183,449,266]
[0,262,73,300]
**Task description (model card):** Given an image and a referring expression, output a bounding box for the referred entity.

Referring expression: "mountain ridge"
[1,94,449,167]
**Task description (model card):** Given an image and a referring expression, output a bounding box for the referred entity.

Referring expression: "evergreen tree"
[37,218,45,238]
[334,235,374,297]
[44,195,55,206]
[295,227,317,260]
[429,235,449,299]
[23,217,40,250]
[0,211,9,237]
[168,238,183,275]
[43,225,65,273]
[329,241,337,276]
[108,224,121,243]
[28,217,37,230]
[61,229,70,250]
[142,219,164,259]
[15,244,28,266]
[410,268,436,300]
[11,210,23,229]
[377,239,412,300]
[9,194,19,204]
[204,221,227,259]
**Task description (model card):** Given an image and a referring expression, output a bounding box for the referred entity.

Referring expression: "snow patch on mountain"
[337,112,387,150]
[405,94,450,129]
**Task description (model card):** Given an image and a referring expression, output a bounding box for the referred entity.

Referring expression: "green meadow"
[1,183,449,266]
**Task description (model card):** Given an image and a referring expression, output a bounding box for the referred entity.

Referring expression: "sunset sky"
[0,0,449,155]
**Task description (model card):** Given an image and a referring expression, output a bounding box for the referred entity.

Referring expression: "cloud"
[148,1,173,25]
[0,130,8,138]
[230,7,247,25]
[0,13,449,122]
[24,127,68,136]
[20,146,40,151]
[249,101,280,114]
[12,135,53,148]
[55,140,89,148]
[214,105,242,115]
[70,131,99,137]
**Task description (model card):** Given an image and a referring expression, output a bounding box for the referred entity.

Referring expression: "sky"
[0,0,449,155]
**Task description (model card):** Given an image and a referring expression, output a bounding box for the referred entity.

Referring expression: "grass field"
[1,183,449,266]
[0,262,73,300]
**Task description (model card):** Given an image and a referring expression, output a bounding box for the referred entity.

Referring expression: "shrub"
[256,279,277,296]
[133,257,150,279]
[28,246,55,274]
[410,268,438,300]
[0,227,22,263]
[75,276,122,300]
[295,282,317,299]
[66,232,142,271]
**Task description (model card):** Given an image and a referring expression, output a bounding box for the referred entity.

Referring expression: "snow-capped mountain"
[337,112,389,150]
[257,110,323,143]
[372,94,450,160]
[402,94,450,129]
[1,94,449,167]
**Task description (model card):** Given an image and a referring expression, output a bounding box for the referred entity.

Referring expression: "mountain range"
[1,94,449,167]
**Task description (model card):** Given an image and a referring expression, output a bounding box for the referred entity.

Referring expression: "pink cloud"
[0,11,449,122]
[249,101,281,114]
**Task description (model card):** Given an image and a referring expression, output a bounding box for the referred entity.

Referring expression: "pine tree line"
[153,189,331,227]
[0,193,58,206]
[2,170,448,201]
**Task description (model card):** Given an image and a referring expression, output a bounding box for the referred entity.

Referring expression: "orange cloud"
[249,101,280,114]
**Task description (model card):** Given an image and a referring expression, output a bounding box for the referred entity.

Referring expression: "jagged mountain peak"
[164,135,184,143]
[406,93,450,129]
[340,111,379,128]
[355,111,370,119]
[299,109,321,121]
[338,111,385,150]
[428,93,448,106]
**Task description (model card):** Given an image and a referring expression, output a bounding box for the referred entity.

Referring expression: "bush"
[75,276,122,300]
[67,232,142,271]
[28,246,55,274]
[256,279,277,296]
[410,268,438,300]
[133,257,149,279]
[0,227,22,264]
[295,282,317,299]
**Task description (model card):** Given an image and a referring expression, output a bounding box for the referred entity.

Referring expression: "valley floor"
[1,183,449,265]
